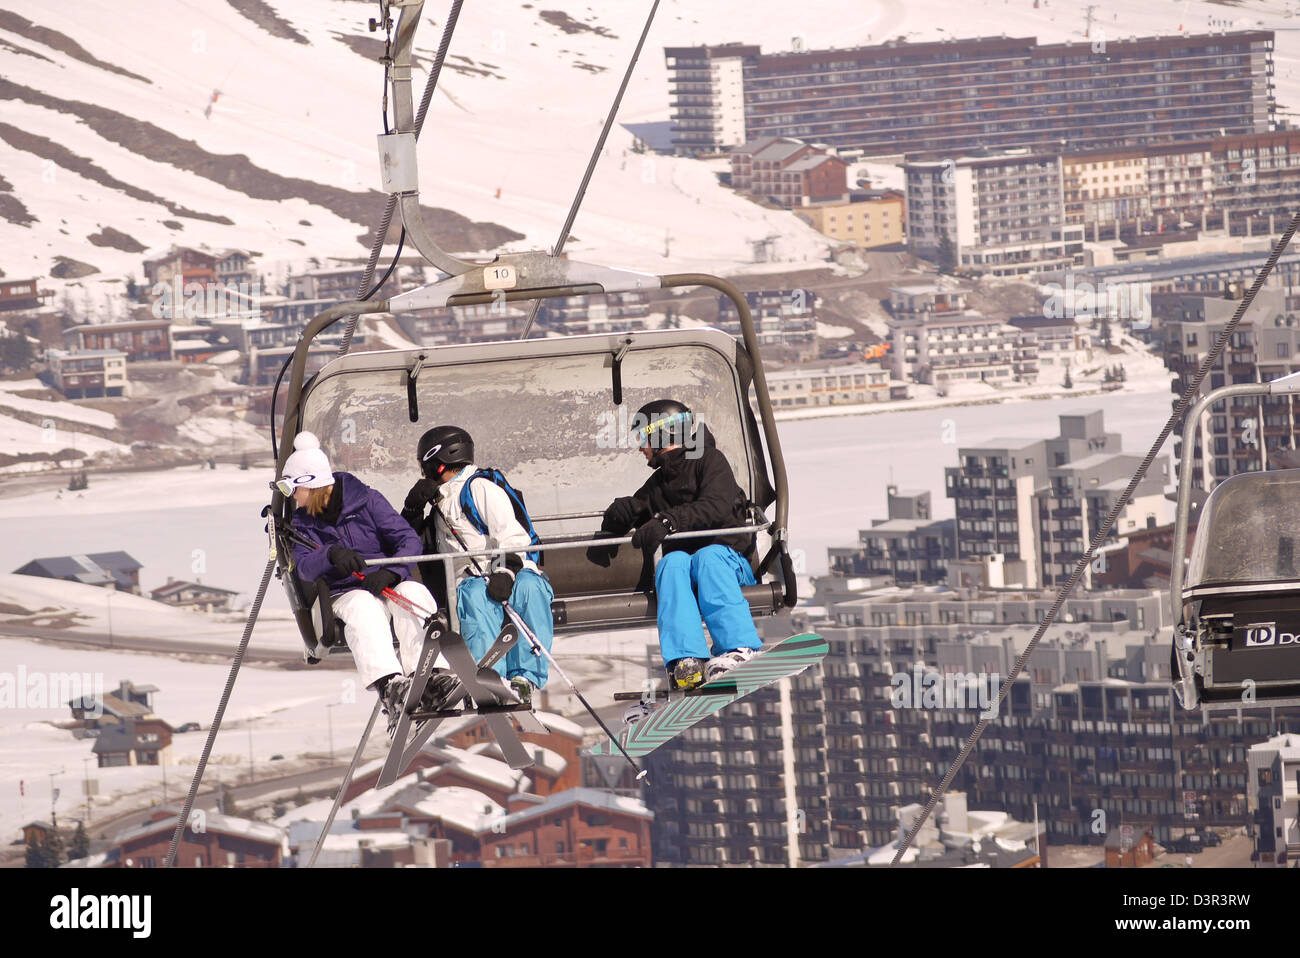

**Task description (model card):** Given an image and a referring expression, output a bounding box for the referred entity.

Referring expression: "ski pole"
[430,503,647,782]
[349,571,437,627]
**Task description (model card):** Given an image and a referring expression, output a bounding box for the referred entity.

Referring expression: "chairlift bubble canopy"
[271,274,797,660]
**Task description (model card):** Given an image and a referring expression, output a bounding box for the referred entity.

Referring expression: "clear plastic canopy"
[1185,468,1300,593]
[296,331,768,538]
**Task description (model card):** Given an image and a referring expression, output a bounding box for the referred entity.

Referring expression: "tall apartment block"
[1246,734,1300,867]
[904,150,1086,276]
[646,608,1300,864]
[665,33,1273,157]
[827,488,955,586]
[663,44,758,155]
[944,411,1172,589]
[1162,287,1300,486]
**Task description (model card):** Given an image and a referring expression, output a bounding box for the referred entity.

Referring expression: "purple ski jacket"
[290,472,421,593]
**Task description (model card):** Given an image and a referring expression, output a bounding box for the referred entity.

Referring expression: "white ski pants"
[332,581,445,690]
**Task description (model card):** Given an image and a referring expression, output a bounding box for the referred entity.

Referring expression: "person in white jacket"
[400,425,553,706]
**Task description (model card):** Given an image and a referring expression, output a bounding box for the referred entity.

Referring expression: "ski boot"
[419,670,461,713]
[705,647,757,683]
[667,657,706,691]
[380,674,413,740]
[508,676,536,709]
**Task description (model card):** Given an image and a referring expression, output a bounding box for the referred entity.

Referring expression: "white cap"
[280,432,334,489]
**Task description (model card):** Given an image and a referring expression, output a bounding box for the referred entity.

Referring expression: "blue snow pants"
[654,544,761,668]
[456,569,553,688]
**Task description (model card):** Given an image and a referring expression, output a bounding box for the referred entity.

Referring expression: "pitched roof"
[477,787,651,833]
[91,720,163,753]
[149,580,240,599]
[112,808,283,848]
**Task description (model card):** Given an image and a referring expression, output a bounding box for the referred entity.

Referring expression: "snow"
[816,322,854,339]
[0,411,128,458]
[0,572,301,650]
[0,637,384,842]
[0,384,118,429]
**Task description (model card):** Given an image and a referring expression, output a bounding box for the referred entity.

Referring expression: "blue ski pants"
[456,569,553,688]
[655,544,760,668]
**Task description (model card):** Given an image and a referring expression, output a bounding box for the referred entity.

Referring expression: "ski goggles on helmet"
[632,411,691,448]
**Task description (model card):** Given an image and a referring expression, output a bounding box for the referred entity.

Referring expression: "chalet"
[214,249,257,288]
[729,137,849,209]
[343,712,583,802]
[62,319,172,362]
[109,807,284,867]
[476,788,653,867]
[729,135,788,191]
[92,716,173,767]
[0,277,50,312]
[68,679,159,729]
[1105,826,1157,868]
[44,348,127,398]
[22,821,55,846]
[15,552,143,593]
[142,247,216,288]
[149,578,239,612]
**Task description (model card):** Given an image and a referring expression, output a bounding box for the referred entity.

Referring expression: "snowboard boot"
[380,674,413,740]
[667,657,706,691]
[705,647,758,683]
[623,700,656,727]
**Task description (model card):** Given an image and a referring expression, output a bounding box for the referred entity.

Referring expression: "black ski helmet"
[632,399,693,450]
[417,425,474,478]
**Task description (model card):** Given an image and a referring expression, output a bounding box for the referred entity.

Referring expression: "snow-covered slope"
[3,0,1295,299]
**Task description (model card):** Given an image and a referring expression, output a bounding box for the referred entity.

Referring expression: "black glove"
[631,513,675,554]
[602,496,647,534]
[360,568,401,596]
[403,477,440,513]
[586,541,617,568]
[486,570,514,603]
[327,545,366,576]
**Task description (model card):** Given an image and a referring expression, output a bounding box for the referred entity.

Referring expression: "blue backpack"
[459,468,543,566]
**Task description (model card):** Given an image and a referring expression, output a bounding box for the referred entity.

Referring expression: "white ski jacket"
[433,464,540,580]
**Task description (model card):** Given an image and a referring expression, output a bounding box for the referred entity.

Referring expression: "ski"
[377,620,453,787]
[589,632,828,760]
[389,617,530,774]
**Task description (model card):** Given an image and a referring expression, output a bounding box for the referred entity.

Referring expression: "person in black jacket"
[591,399,761,692]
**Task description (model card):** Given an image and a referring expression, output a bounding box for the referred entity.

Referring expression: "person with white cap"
[277,431,456,738]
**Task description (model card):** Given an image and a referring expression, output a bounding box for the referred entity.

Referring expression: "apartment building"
[1162,286,1300,486]
[45,348,127,398]
[666,33,1273,157]
[62,319,173,363]
[944,411,1172,589]
[905,150,1085,276]
[646,608,1298,863]
[715,288,817,346]
[664,44,759,154]
[795,189,905,248]
[1246,734,1299,867]
[765,362,898,408]
[535,291,651,335]
[826,488,954,586]
[886,285,1038,386]
[1063,130,1300,240]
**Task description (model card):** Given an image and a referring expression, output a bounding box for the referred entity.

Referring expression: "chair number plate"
[483,265,517,290]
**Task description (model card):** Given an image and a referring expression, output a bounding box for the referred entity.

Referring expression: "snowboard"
[589,632,827,759]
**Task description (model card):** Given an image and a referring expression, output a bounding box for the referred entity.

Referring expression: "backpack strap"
[459,469,543,565]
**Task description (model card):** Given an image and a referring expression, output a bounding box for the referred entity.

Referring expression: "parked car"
[1199,830,1222,847]
[1166,835,1204,854]
[175,722,201,733]
[270,754,284,761]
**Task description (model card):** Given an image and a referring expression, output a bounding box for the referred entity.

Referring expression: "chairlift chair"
[1170,373,1300,709]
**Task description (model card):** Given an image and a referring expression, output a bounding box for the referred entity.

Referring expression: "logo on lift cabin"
[1242,622,1300,648]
